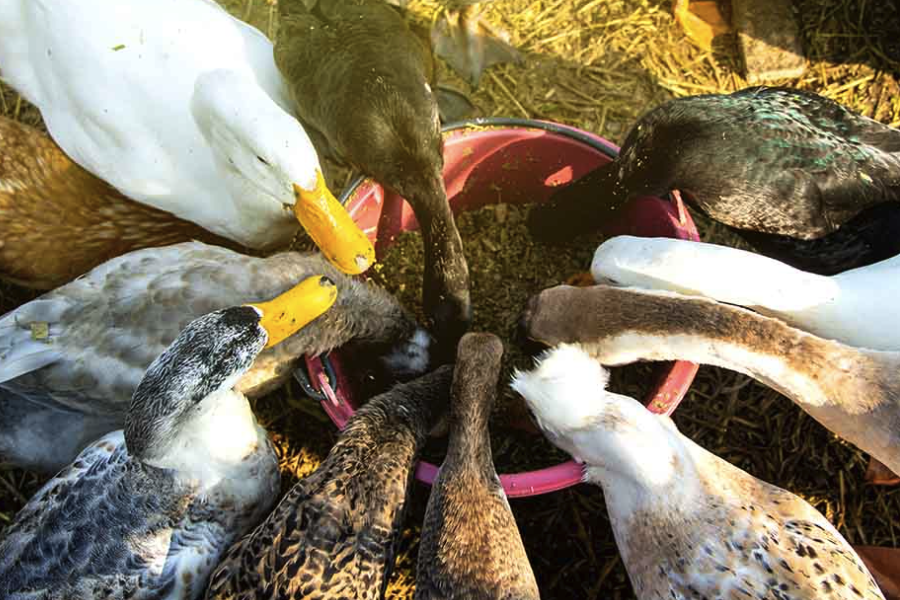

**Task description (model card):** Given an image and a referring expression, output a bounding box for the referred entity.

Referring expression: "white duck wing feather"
[0,0,294,246]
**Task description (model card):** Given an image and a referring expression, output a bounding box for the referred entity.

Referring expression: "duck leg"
[432,3,522,87]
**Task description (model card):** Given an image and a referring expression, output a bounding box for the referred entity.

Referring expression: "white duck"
[0,277,336,600]
[0,0,374,273]
[591,235,900,351]
[512,344,885,600]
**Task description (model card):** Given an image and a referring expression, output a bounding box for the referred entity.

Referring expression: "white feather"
[0,0,322,250]
[590,235,900,351]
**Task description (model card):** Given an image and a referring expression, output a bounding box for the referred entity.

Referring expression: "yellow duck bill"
[247,275,338,348]
[292,171,376,275]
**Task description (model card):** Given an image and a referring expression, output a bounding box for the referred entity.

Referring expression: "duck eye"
[256,155,270,166]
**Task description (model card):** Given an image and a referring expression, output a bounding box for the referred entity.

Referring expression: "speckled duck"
[512,344,885,600]
[528,86,900,274]
[415,333,540,600]
[0,277,336,600]
[204,364,453,600]
[520,283,900,482]
[0,241,429,474]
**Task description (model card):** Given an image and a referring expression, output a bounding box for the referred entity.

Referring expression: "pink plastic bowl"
[300,117,700,498]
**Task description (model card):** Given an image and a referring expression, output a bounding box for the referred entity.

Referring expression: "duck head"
[526,105,684,244]
[511,344,686,496]
[192,70,375,274]
[336,76,471,355]
[125,275,337,465]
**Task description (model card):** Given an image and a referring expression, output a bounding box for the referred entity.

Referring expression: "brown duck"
[204,364,453,600]
[274,0,472,351]
[415,332,540,600]
[520,284,900,484]
[0,115,229,290]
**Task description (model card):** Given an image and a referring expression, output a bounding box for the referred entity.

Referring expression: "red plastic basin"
[303,117,700,498]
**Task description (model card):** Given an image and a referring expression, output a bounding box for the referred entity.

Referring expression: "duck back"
[0,429,277,600]
[204,365,453,600]
[415,333,540,600]
[630,87,900,238]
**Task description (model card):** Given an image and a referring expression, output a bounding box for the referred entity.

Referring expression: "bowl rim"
[301,116,700,498]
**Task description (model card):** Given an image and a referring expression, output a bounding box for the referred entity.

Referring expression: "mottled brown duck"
[415,333,540,600]
[204,364,453,600]
[0,116,228,290]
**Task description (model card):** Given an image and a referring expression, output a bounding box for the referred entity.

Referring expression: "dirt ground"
[3,0,900,598]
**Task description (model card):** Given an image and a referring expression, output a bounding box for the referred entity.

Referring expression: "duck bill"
[292,171,375,275]
[248,275,338,348]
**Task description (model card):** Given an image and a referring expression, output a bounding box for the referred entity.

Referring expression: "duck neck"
[350,364,453,448]
[542,287,891,414]
[444,377,495,472]
[579,401,697,518]
[127,380,264,483]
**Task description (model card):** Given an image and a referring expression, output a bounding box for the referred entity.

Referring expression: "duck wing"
[0,243,317,417]
[0,430,244,599]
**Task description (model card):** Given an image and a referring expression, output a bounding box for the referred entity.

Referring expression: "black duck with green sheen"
[204,364,453,600]
[528,86,900,274]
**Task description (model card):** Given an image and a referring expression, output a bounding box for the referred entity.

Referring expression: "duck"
[431,1,523,87]
[0,241,431,474]
[527,86,900,275]
[590,235,900,351]
[415,332,540,600]
[204,364,453,599]
[0,115,234,290]
[385,0,522,87]
[519,283,900,483]
[511,344,885,600]
[0,276,336,600]
[274,0,472,349]
[0,0,374,275]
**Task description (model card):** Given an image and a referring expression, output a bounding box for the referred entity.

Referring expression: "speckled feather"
[0,241,423,472]
[0,116,229,290]
[618,444,884,600]
[415,334,540,600]
[531,87,900,273]
[204,365,452,600]
[514,346,883,600]
[0,429,279,600]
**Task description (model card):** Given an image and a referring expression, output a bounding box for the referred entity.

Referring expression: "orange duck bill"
[247,275,338,348]
[292,170,376,276]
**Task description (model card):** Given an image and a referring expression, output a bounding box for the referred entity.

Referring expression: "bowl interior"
[313,119,700,498]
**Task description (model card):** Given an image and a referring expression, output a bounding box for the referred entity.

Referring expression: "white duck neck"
[578,401,698,518]
[141,388,265,485]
